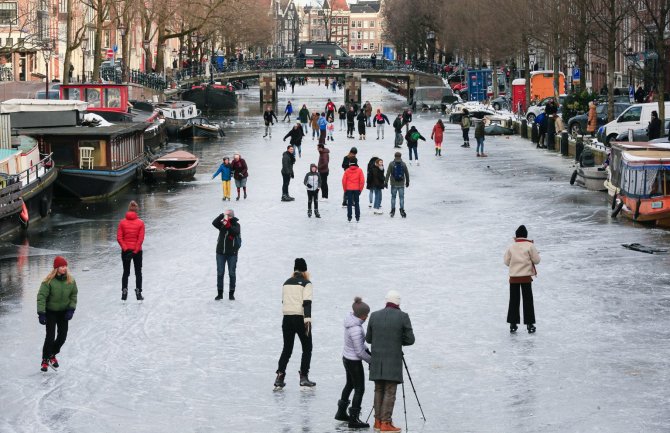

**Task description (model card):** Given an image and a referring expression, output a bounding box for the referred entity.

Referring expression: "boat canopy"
[620,150,670,198]
[0,99,88,113]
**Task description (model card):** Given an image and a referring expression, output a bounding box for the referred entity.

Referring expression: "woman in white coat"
[504,225,541,333]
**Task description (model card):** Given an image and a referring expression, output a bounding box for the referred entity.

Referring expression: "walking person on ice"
[342,157,365,222]
[212,157,232,200]
[431,119,445,157]
[404,126,425,165]
[263,105,278,138]
[281,145,296,202]
[231,153,248,201]
[460,108,471,148]
[274,258,316,389]
[37,256,78,372]
[304,163,321,218]
[504,225,540,333]
[392,114,403,148]
[335,297,372,429]
[283,121,305,158]
[385,152,409,218]
[373,109,390,140]
[117,200,145,301]
[356,109,367,140]
[212,209,241,300]
[474,118,487,157]
[282,100,293,123]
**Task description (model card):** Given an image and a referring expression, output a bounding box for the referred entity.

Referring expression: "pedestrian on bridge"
[263,106,278,138]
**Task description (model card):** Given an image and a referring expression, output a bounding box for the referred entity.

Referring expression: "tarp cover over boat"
[0,99,89,113]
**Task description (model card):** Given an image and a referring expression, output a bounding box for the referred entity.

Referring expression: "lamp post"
[41,40,52,97]
[143,40,150,72]
[529,49,536,75]
[426,30,436,66]
[81,36,89,83]
[118,23,126,82]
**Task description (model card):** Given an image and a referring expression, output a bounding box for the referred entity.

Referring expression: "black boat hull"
[0,167,57,239]
[182,86,237,111]
[55,159,143,202]
[144,122,168,153]
[178,125,221,140]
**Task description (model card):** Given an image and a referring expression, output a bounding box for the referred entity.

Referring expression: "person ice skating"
[37,256,78,372]
[212,209,241,300]
[392,114,403,148]
[366,156,380,208]
[311,112,320,140]
[318,112,328,145]
[431,119,445,157]
[342,158,365,222]
[117,201,146,301]
[274,258,315,389]
[474,118,487,157]
[346,106,356,138]
[356,109,367,140]
[335,297,372,428]
[281,145,296,202]
[402,108,412,133]
[283,101,293,123]
[366,290,415,432]
[304,164,322,218]
[317,144,330,200]
[338,104,347,131]
[298,104,310,134]
[460,108,471,147]
[405,126,425,164]
[326,98,336,119]
[373,109,390,140]
[284,121,305,158]
[212,157,232,200]
[263,106,278,138]
[341,147,358,206]
[504,225,541,333]
[327,117,335,142]
[363,101,373,127]
[231,153,248,200]
[367,157,385,214]
[384,152,409,218]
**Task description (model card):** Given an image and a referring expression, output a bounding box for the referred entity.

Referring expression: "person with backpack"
[304,163,322,218]
[212,209,241,300]
[284,121,305,158]
[342,147,358,207]
[283,100,293,123]
[281,145,296,202]
[342,158,365,222]
[346,106,356,139]
[212,157,233,200]
[431,119,445,157]
[116,200,146,301]
[474,118,487,157]
[402,108,412,134]
[392,114,403,148]
[356,109,367,140]
[367,157,386,214]
[263,105,278,138]
[384,152,409,218]
[318,143,330,200]
[338,104,347,131]
[405,126,426,165]
[373,109,390,140]
[460,108,471,148]
[504,225,540,333]
[37,256,78,372]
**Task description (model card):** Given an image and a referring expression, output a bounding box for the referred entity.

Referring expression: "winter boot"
[374,417,382,431]
[135,288,144,301]
[314,210,321,218]
[334,399,350,421]
[41,358,49,372]
[527,324,536,333]
[299,371,316,387]
[49,355,59,368]
[244,189,247,199]
[122,288,128,301]
[390,208,395,218]
[348,408,370,428]
[399,208,406,218]
[229,290,235,301]
[510,324,518,333]
[274,371,286,389]
[215,289,223,300]
[308,209,312,218]
[281,195,291,202]
[380,420,401,432]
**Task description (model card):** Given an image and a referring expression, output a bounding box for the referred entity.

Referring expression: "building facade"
[348,1,382,58]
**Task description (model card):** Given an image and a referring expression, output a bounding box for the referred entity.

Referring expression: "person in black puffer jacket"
[284,122,305,158]
[367,157,386,214]
[212,209,241,300]
[281,145,296,201]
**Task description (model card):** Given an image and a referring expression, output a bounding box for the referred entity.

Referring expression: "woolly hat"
[352,297,370,318]
[349,158,358,166]
[294,258,308,272]
[350,147,358,154]
[53,256,68,269]
[385,290,401,306]
[515,225,528,238]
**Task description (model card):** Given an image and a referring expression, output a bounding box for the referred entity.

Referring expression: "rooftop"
[350,0,380,13]
[18,123,148,137]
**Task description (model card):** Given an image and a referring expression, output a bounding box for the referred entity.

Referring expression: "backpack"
[410,131,421,141]
[392,161,404,181]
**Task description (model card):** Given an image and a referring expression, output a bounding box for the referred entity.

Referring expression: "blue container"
[466,69,492,101]
[382,46,395,61]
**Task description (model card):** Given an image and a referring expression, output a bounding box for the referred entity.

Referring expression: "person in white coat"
[504,225,541,333]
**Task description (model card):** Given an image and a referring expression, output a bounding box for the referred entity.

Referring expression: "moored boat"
[571,167,608,191]
[154,101,201,138]
[144,150,199,182]
[178,117,224,139]
[182,84,237,111]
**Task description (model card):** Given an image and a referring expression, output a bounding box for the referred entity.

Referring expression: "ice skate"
[135,288,143,301]
[49,355,59,368]
[314,210,321,218]
[527,324,536,334]
[390,208,395,217]
[228,291,235,301]
[273,372,286,391]
[41,358,49,372]
[399,208,406,218]
[307,209,312,218]
[281,195,292,202]
[299,371,316,387]
[510,324,518,333]
[122,288,128,301]
[335,399,350,421]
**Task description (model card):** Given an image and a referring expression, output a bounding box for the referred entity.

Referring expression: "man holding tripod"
[366,290,415,432]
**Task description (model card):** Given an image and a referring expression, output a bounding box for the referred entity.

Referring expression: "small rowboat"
[178,116,224,139]
[144,150,199,182]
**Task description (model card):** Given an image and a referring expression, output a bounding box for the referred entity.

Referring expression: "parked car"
[613,119,670,142]
[490,95,511,111]
[526,95,567,122]
[600,102,670,145]
[568,102,630,136]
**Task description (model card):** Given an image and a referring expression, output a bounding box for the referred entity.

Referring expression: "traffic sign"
[572,67,580,81]
[106,48,114,59]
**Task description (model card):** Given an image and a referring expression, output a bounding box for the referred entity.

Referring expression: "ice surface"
[1,81,670,432]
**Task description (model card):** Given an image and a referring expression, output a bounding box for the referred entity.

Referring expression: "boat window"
[618,106,641,122]
[105,88,121,108]
[79,140,107,167]
[86,88,101,107]
[65,87,81,101]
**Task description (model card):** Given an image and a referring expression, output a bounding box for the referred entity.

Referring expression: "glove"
[291,173,295,179]
[283,138,286,142]
[304,321,312,337]
[64,309,75,321]
[38,312,46,325]
[405,182,409,188]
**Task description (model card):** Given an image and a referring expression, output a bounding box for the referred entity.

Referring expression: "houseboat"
[606,142,670,202]
[154,101,201,138]
[178,117,224,139]
[182,83,237,111]
[22,123,147,201]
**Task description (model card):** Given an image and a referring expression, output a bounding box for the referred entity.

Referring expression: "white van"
[602,102,670,144]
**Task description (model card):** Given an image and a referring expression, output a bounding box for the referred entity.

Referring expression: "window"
[86,88,102,106]
[59,0,67,12]
[330,18,335,24]
[351,45,356,51]
[364,31,368,40]
[343,18,348,24]
[370,20,375,27]
[370,31,375,39]
[369,43,374,50]
[0,2,18,25]
[363,43,368,50]
[337,17,341,24]
[358,31,362,39]
[619,106,641,122]
[358,20,363,28]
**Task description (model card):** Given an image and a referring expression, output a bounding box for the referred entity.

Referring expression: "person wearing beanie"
[117,200,146,301]
[402,108,412,134]
[384,152,410,218]
[342,158,365,222]
[275,258,315,389]
[366,290,415,431]
[37,256,78,372]
[460,108,471,148]
[335,297,372,428]
[303,163,322,218]
[212,209,241,300]
[341,147,358,207]
[504,225,541,333]
[404,126,426,165]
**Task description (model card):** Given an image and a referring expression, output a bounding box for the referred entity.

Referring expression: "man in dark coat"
[281,145,296,202]
[366,290,415,431]
[212,209,241,300]
[648,110,662,140]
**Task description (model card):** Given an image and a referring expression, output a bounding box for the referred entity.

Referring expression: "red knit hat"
[53,256,68,269]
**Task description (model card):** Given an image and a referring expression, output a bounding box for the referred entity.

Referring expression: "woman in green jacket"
[37,256,78,372]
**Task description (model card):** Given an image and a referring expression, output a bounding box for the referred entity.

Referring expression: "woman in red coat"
[117,201,145,301]
[431,119,445,157]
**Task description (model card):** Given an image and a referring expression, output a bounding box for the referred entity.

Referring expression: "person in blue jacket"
[212,157,233,201]
[283,101,294,122]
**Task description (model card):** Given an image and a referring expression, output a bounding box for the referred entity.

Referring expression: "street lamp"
[41,40,53,97]
[81,36,89,83]
[426,30,436,64]
[118,24,126,82]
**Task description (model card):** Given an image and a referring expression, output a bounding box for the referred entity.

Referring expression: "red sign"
[306,59,314,68]
[106,48,114,59]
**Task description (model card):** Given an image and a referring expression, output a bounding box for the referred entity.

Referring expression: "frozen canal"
[1,81,670,433]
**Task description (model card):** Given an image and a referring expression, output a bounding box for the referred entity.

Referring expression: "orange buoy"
[20,201,29,224]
